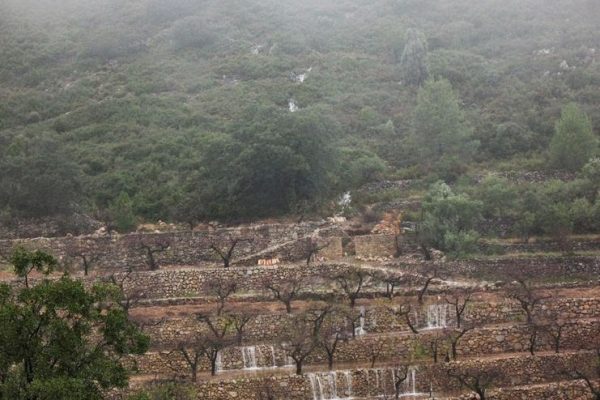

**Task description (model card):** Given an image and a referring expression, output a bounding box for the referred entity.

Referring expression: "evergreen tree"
[400,28,428,86]
[549,103,597,172]
[411,79,476,165]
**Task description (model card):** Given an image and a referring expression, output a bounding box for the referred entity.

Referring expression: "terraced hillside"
[2,224,600,399]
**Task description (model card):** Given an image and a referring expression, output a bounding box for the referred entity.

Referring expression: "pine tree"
[400,28,428,86]
[549,103,597,172]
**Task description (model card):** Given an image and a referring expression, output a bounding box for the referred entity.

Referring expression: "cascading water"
[289,99,299,112]
[215,351,222,373]
[426,304,448,329]
[241,346,258,369]
[307,371,353,400]
[362,367,423,398]
[354,306,367,336]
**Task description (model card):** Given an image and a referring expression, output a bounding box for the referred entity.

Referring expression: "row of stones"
[140,296,600,348]
[112,351,596,400]
[130,319,600,376]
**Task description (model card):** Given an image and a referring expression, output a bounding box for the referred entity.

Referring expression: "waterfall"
[426,304,448,329]
[289,99,299,112]
[361,367,423,398]
[215,351,222,373]
[306,371,353,400]
[241,346,258,370]
[354,306,366,336]
[270,346,277,368]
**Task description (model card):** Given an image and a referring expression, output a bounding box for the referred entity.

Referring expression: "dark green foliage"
[420,182,482,258]
[0,249,149,400]
[549,103,598,172]
[1,0,599,224]
[400,28,428,86]
[410,79,477,166]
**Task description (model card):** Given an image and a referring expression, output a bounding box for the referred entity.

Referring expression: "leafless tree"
[447,365,500,400]
[263,276,303,313]
[255,377,277,400]
[374,270,405,299]
[314,306,349,370]
[176,337,205,382]
[416,264,444,304]
[126,235,171,270]
[367,340,385,368]
[108,268,145,317]
[204,276,238,316]
[227,310,256,346]
[210,235,246,268]
[563,349,600,400]
[333,267,373,308]
[387,301,419,334]
[196,313,234,376]
[65,239,99,276]
[341,305,365,338]
[541,313,569,354]
[392,364,410,399]
[445,288,473,328]
[279,315,316,375]
[428,330,445,364]
[444,325,474,360]
[507,270,551,324]
[304,237,331,266]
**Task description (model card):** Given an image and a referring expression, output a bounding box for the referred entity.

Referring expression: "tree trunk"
[295,361,302,375]
[285,300,292,314]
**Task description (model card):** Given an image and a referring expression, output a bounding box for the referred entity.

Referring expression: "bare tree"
[387,301,419,334]
[204,276,238,316]
[507,270,551,324]
[428,330,445,364]
[126,235,171,270]
[541,314,569,354]
[65,239,99,276]
[304,237,331,266]
[263,276,303,313]
[210,235,246,268]
[227,310,256,346]
[374,270,405,299]
[416,264,444,304]
[196,313,234,375]
[342,306,364,338]
[314,306,349,370]
[444,325,474,360]
[108,268,145,316]
[333,267,373,308]
[279,315,316,375]
[447,365,500,400]
[367,340,385,368]
[176,337,205,382]
[445,288,473,328]
[563,349,600,400]
[255,377,277,400]
[392,365,410,399]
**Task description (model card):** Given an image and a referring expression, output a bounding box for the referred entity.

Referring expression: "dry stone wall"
[0,222,344,273]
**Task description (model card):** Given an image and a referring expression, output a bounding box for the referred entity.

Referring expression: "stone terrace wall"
[440,256,600,278]
[142,297,600,348]
[116,263,352,300]
[354,234,397,258]
[0,222,343,273]
[132,320,600,376]
[113,352,596,400]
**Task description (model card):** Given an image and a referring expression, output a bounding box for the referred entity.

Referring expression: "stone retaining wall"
[112,352,597,400]
[0,222,343,273]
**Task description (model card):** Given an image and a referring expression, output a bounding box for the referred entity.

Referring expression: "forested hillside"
[1,0,599,230]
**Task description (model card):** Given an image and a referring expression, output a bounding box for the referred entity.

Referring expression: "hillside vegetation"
[0,0,599,234]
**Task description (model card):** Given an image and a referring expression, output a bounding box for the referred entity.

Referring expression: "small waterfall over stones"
[215,351,222,373]
[241,346,259,370]
[361,367,423,398]
[354,306,367,336]
[426,304,448,329]
[307,371,353,400]
[289,99,299,112]
[240,345,278,370]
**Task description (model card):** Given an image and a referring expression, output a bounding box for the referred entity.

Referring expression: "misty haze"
[0,0,599,399]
